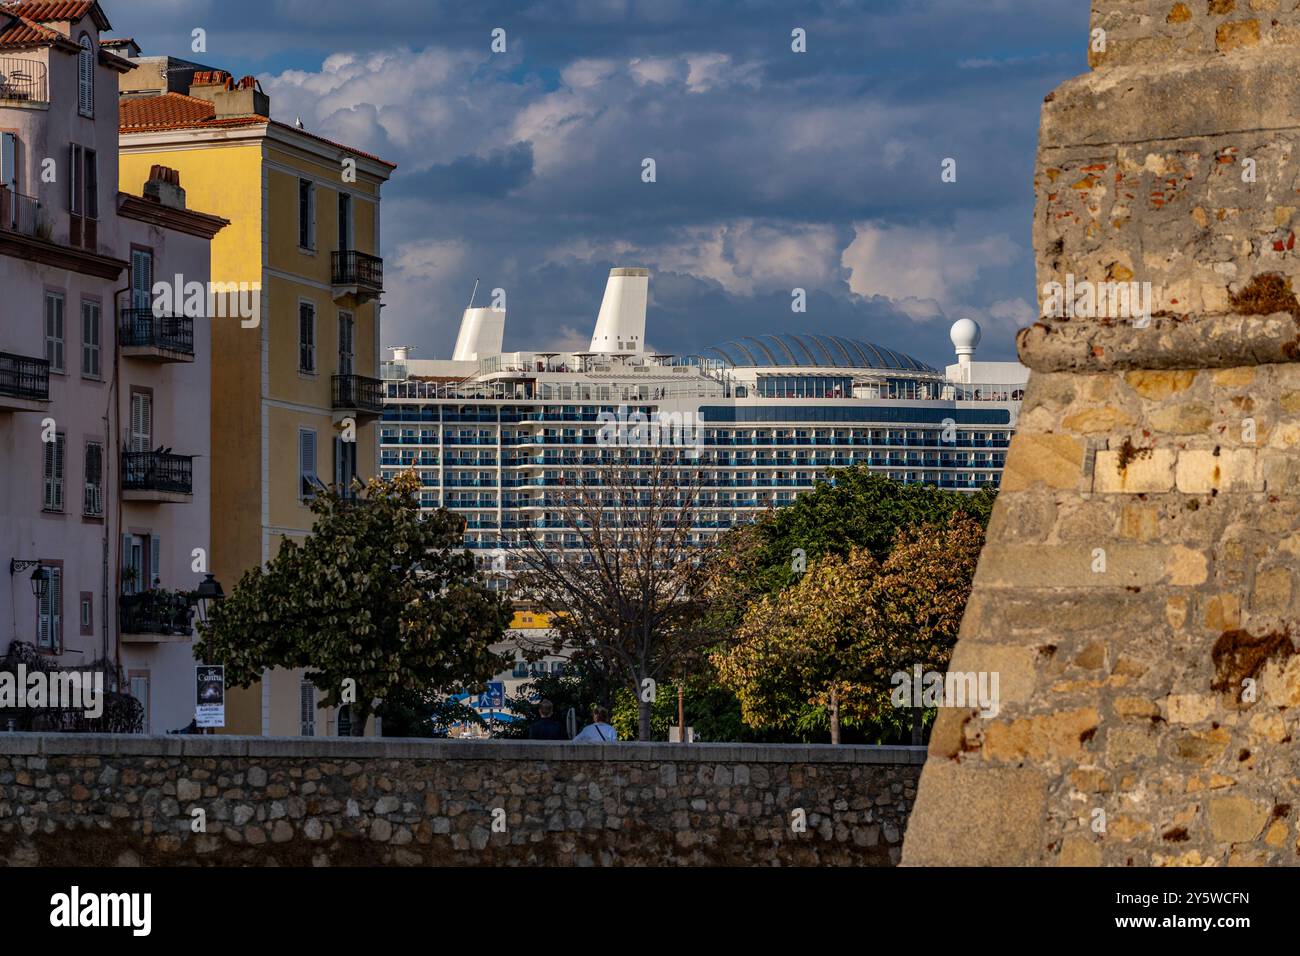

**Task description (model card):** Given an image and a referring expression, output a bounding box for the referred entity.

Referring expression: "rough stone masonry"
[0,735,921,866]
[903,0,1300,866]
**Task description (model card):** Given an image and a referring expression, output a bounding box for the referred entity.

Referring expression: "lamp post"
[191,573,224,626]
[9,559,48,600]
[191,575,224,735]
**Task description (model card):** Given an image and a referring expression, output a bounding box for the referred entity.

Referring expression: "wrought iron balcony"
[122,451,194,501]
[332,374,384,416]
[0,350,49,410]
[119,589,194,640]
[0,185,42,238]
[331,249,383,300]
[0,57,48,105]
[119,308,195,361]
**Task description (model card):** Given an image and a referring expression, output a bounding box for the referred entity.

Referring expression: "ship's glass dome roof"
[700,333,935,373]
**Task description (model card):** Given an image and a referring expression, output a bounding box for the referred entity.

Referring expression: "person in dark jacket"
[528,699,568,740]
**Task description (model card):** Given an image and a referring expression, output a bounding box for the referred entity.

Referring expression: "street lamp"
[9,559,48,600]
[191,573,225,625]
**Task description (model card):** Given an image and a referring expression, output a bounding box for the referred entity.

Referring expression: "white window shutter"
[0,132,15,194]
[300,430,317,497]
[78,36,93,116]
[56,435,64,510]
[38,572,51,648]
[50,569,61,651]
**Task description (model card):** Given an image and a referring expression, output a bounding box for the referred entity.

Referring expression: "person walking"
[528,699,568,740]
[573,705,619,742]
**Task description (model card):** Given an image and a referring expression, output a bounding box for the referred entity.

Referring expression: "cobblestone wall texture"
[904,0,1300,866]
[0,735,922,866]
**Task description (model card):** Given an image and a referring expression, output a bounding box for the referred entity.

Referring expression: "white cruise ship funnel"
[589,267,648,353]
[452,306,506,361]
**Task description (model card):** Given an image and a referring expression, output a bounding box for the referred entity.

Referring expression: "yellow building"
[116,57,395,735]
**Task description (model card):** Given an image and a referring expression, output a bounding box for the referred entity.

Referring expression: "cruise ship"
[379,268,1028,556]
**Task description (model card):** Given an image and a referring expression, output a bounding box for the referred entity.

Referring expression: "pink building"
[0,0,224,731]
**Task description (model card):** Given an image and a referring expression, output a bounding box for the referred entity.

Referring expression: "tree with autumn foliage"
[713,515,985,744]
[194,472,511,735]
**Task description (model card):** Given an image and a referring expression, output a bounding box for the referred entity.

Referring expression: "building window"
[79,592,93,636]
[300,680,315,736]
[130,248,153,311]
[42,432,65,512]
[77,34,94,116]
[37,566,62,652]
[121,533,159,595]
[338,192,351,251]
[299,302,316,372]
[68,144,97,247]
[299,428,318,499]
[512,660,527,678]
[298,178,315,250]
[338,311,354,375]
[337,704,352,737]
[44,292,64,372]
[81,300,101,378]
[129,389,152,452]
[129,676,150,733]
[334,436,357,494]
[83,440,103,517]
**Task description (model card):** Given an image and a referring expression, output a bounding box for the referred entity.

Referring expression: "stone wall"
[0,734,923,866]
[904,1,1300,866]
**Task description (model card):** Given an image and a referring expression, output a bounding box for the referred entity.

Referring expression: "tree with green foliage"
[722,467,996,604]
[195,472,512,735]
[714,516,985,743]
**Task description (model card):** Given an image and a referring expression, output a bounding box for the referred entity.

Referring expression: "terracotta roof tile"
[118,93,395,169]
[118,92,267,132]
[1,1,110,30]
[0,12,77,50]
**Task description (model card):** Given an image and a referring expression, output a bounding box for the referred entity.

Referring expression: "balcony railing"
[122,451,193,496]
[0,185,41,237]
[119,308,195,356]
[0,350,50,402]
[331,250,383,293]
[119,589,194,637]
[0,57,48,104]
[332,374,384,413]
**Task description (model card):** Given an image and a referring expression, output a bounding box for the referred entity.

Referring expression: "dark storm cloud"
[390,144,536,198]
[108,0,1090,366]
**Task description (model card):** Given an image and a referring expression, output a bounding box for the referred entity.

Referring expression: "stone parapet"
[0,735,923,866]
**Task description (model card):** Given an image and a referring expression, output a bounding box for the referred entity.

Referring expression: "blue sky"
[107,0,1089,367]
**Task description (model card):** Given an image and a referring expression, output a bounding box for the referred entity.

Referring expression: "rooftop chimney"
[589,267,649,354]
[187,71,269,119]
[143,165,186,210]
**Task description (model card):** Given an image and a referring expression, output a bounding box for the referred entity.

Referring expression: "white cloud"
[560,58,620,89]
[543,219,839,296]
[841,222,1020,317]
[628,56,681,86]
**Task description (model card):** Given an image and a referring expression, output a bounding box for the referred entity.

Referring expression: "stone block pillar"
[903,0,1300,866]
